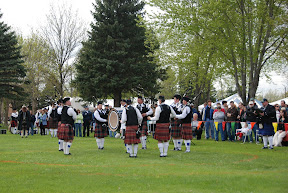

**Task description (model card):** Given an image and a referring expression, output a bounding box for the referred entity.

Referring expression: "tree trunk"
[0,98,2,124]
[3,99,9,126]
[113,90,122,107]
[32,98,37,115]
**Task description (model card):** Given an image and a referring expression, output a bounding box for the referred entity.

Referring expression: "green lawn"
[0,132,287,193]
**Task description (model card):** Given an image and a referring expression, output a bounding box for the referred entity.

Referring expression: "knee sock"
[177,140,182,150]
[133,144,138,156]
[158,143,164,156]
[140,136,143,146]
[66,142,72,154]
[50,129,53,137]
[21,130,24,137]
[268,136,273,148]
[58,140,64,150]
[127,145,133,156]
[101,138,105,148]
[96,138,101,148]
[184,140,191,152]
[63,142,67,154]
[141,136,147,148]
[163,142,169,156]
[173,139,177,149]
[54,130,57,138]
[263,136,268,147]
[25,130,28,137]
[125,144,129,152]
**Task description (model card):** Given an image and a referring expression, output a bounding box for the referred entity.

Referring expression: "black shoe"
[134,155,137,158]
[141,147,147,150]
[65,153,72,155]
[269,147,273,150]
[262,146,268,149]
[59,149,63,151]
[129,155,134,158]
[126,151,129,154]
[101,147,104,150]
[173,148,178,151]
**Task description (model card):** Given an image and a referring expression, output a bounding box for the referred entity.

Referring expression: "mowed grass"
[0,132,287,193]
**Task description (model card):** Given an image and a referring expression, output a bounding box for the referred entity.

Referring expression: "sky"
[1,0,286,98]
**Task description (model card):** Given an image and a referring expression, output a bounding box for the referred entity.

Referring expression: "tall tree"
[76,0,163,106]
[41,3,86,97]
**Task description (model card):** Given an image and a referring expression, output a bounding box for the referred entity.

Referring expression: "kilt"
[94,123,108,138]
[19,123,29,130]
[124,125,140,144]
[57,122,62,138]
[182,123,193,140]
[11,120,18,127]
[48,117,58,129]
[140,121,148,135]
[57,124,74,140]
[259,123,275,136]
[170,120,181,137]
[154,123,170,141]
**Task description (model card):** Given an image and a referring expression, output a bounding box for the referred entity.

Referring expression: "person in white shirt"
[57,99,64,151]
[94,101,108,150]
[148,96,176,157]
[48,103,59,138]
[58,98,77,155]
[136,96,153,149]
[170,94,183,151]
[121,99,143,158]
[10,108,18,134]
[236,122,250,141]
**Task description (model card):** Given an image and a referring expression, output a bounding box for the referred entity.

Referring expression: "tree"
[0,10,26,100]
[41,2,86,97]
[75,0,163,106]
[149,0,288,105]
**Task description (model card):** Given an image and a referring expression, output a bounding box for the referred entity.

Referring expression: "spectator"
[44,108,49,135]
[75,109,83,137]
[280,100,288,111]
[237,102,246,122]
[226,101,238,141]
[275,104,280,122]
[18,106,31,138]
[82,106,92,137]
[213,106,225,141]
[30,110,36,136]
[236,122,249,141]
[259,98,276,149]
[38,109,48,135]
[203,100,214,139]
[246,100,260,143]
[213,103,225,114]
[201,102,207,121]
[191,113,202,140]
[222,101,227,108]
[273,110,288,147]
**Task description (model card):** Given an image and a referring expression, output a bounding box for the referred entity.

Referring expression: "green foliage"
[75,0,163,106]
[0,134,288,192]
[0,11,26,100]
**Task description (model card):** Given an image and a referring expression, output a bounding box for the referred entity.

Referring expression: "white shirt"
[57,106,63,115]
[94,109,107,123]
[150,104,176,121]
[171,102,183,113]
[137,103,153,116]
[11,112,18,118]
[176,105,191,119]
[121,106,143,125]
[48,107,57,119]
[66,106,77,121]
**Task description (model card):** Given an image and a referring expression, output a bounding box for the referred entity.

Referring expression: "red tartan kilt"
[57,122,62,139]
[48,117,58,129]
[171,120,181,137]
[11,120,18,127]
[154,123,170,141]
[94,123,108,138]
[141,121,148,135]
[182,123,193,140]
[124,125,140,144]
[57,124,74,140]
[36,122,39,127]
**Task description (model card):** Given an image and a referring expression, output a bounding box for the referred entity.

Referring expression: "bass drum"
[107,108,120,132]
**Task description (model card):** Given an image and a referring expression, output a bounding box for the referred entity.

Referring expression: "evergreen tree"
[0,11,26,100]
[75,0,162,106]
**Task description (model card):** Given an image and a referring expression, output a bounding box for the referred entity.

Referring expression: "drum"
[108,108,120,132]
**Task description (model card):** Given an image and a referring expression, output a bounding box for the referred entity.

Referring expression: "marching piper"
[94,101,108,149]
[121,99,143,158]
[170,94,183,151]
[18,105,31,138]
[10,108,18,134]
[48,103,58,138]
[57,99,64,151]
[148,96,176,157]
[58,98,77,155]
[136,96,153,149]
[175,96,193,153]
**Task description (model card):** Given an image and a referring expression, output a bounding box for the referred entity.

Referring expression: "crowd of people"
[8,95,288,157]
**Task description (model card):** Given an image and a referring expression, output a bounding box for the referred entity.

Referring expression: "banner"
[272,122,278,133]
[215,122,218,131]
[250,122,256,130]
[222,121,226,131]
[197,121,203,130]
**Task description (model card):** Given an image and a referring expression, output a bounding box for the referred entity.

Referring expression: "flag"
[250,122,256,130]
[197,121,203,130]
[231,122,236,132]
[272,122,278,133]
[222,121,226,131]
[215,122,218,131]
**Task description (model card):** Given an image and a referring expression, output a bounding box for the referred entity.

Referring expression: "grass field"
[0,131,287,193]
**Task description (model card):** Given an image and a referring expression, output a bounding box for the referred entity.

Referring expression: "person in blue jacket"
[203,100,214,139]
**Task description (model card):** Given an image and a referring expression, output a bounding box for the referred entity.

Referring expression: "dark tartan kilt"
[19,123,29,130]
[170,120,181,137]
[11,120,18,127]
[58,124,74,140]
[141,121,148,135]
[57,122,62,139]
[48,117,58,129]
[124,125,140,144]
[182,123,193,140]
[154,123,170,141]
[94,123,108,138]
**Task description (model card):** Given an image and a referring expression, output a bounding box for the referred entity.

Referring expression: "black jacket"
[18,110,31,126]
[261,104,276,124]
[246,105,259,122]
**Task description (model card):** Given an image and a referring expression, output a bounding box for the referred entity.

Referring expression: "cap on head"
[126,99,132,105]
[97,101,103,105]
[120,99,127,103]
[173,94,181,100]
[261,98,268,103]
[249,101,254,105]
[159,95,165,102]
[182,96,190,102]
[63,97,70,104]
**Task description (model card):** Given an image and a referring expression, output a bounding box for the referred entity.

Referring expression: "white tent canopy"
[198,93,263,111]
[270,97,288,106]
